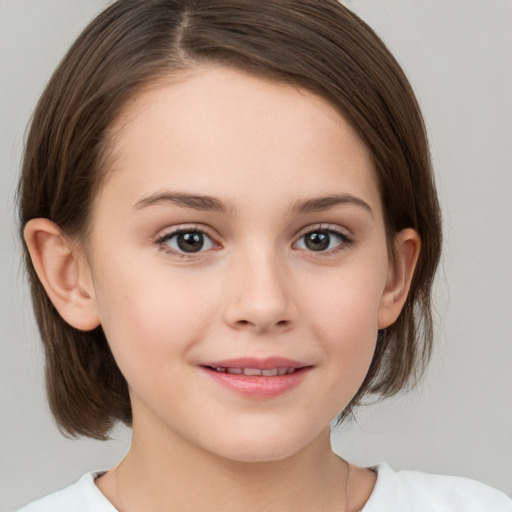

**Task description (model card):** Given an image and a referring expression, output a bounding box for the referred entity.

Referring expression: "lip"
[201,357,309,370]
[199,357,312,399]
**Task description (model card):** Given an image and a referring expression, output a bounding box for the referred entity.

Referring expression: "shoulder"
[362,463,512,512]
[16,471,117,512]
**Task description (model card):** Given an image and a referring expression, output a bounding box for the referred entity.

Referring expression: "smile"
[210,367,297,376]
[200,358,311,398]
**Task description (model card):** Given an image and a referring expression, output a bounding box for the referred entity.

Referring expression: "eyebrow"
[133,192,232,214]
[133,191,372,217]
[291,194,373,216]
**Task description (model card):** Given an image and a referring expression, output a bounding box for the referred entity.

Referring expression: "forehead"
[99,65,381,216]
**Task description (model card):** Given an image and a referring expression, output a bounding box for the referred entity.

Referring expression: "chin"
[204,426,325,464]
[223,446,296,464]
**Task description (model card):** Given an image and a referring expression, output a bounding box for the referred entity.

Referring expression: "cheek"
[319,297,378,383]
[301,258,386,336]
[91,264,218,374]
[300,263,386,386]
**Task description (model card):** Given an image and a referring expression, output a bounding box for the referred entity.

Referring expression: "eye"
[159,229,215,254]
[295,229,349,252]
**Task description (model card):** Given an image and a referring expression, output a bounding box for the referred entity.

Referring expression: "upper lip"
[199,357,310,370]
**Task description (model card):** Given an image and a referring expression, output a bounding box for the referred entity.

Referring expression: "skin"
[25,66,420,511]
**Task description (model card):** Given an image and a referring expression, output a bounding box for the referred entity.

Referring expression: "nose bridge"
[223,240,294,332]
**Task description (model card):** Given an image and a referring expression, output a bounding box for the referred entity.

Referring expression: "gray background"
[1,1,511,510]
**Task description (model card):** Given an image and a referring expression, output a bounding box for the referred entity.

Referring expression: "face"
[83,66,403,462]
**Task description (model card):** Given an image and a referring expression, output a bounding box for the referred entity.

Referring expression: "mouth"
[199,358,312,398]
[205,366,299,376]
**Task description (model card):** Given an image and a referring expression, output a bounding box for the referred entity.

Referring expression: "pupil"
[177,232,204,252]
[305,231,330,251]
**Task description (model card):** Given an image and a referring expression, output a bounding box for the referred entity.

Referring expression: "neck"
[112,425,348,512]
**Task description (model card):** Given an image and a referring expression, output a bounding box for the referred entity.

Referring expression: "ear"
[23,218,100,331]
[378,228,421,329]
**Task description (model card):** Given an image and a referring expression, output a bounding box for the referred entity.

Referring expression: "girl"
[14,0,511,510]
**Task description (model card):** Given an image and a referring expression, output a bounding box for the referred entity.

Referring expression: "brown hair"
[19,0,442,439]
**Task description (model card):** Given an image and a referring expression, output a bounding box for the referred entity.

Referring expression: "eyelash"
[293,225,353,256]
[155,225,218,259]
[154,224,353,259]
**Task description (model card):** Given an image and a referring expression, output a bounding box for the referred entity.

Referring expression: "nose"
[222,249,296,334]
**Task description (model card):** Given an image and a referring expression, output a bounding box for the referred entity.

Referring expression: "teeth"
[243,368,262,376]
[213,366,298,376]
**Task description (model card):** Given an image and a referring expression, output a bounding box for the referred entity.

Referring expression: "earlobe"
[23,218,100,331]
[378,228,421,329]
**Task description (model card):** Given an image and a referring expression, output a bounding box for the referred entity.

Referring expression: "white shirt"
[17,463,512,512]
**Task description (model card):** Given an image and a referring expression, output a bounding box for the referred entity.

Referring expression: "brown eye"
[162,230,215,253]
[177,232,205,252]
[304,232,330,251]
[295,229,348,252]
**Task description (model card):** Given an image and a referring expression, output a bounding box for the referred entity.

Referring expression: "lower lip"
[201,367,311,399]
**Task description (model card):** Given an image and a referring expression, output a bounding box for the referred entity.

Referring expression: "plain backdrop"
[1,1,511,510]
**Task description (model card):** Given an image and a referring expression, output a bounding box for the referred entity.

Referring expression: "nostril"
[233,318,290,331]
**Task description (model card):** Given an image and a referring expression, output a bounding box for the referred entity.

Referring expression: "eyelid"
[293,223,352,241]
[292,224,353,253]
[153,223,353,258]
[154,224,221,258]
